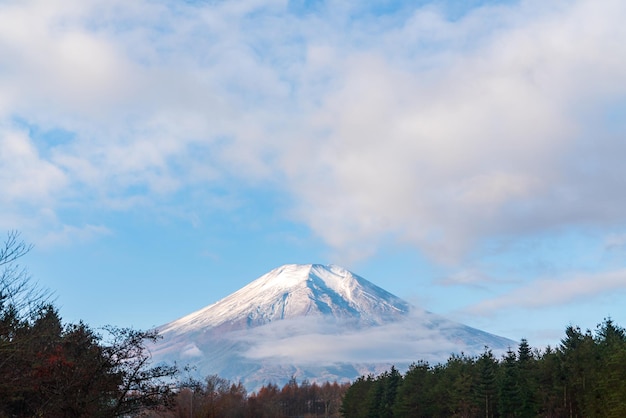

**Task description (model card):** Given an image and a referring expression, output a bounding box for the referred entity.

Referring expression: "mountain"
[159,264,410,334]
[150,264,515,391]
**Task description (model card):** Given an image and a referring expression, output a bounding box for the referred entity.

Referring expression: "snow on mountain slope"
[159,264,410,335]
[150,264,515,391]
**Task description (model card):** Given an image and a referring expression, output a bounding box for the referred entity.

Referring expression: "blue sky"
[2,0,626,349]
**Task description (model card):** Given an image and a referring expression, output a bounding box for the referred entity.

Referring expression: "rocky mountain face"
[150,264,514,391]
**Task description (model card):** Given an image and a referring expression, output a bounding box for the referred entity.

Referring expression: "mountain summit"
[151,264,514,390]
[159,264,410,335]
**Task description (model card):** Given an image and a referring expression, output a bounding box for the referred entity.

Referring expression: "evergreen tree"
[559,325,598,417]
[516,338,538,417]
[340,375,374,418]
[594,318,626,417]
[443,353,477,418]
[393,361,433,418]
[475,348,498,418]
[381,366,402,418]
[498,348,520,417]
[366,372,386,418]
[535,345,566,417]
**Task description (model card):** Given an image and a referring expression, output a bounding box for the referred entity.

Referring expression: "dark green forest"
[3,230,626,417]
[341,319,626,418]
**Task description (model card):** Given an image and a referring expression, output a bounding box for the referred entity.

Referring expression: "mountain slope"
[159,264,410,335]
[151,264,515,390]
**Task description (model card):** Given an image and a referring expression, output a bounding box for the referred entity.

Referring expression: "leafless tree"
[0,230,50,318]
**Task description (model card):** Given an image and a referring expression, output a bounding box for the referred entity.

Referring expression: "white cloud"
[37,224,112,248]
[0,127,67,205]
[181,343,204,359]
[437,268,497,287]
[0,0,139,116]
[1,0,626,266]
[279,0,626,262]
[467,268,626,315]
[228,311,502,365]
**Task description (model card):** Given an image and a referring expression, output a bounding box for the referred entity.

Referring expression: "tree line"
[146,375,349,418]
[341,319,626,417]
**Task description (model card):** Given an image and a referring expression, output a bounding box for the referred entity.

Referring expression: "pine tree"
[498,348,520,417]
[366,372,386,418]
[475,348,497,418]
[380,366,401,418]
[559,325,599,417]
[444,353,477,417]
[340,375,374,418]
[394,361,432,417]
[595,318,626,417]
[535,345,566,417]
[516,338,538,417]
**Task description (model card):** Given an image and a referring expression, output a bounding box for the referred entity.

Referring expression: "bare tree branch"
[0,231,51,318]
[0,230,33,267]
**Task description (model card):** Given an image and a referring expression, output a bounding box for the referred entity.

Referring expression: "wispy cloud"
[436,268,502,287]
[605,233,626,251]
[37,224,112,248]
[227,311,508,365]
[0,126,67,206]
[466,268,626,315]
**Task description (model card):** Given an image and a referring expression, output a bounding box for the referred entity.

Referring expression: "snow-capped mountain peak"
[159,264,409,335]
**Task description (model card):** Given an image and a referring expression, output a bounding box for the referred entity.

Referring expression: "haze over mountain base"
[150,264,515,390]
